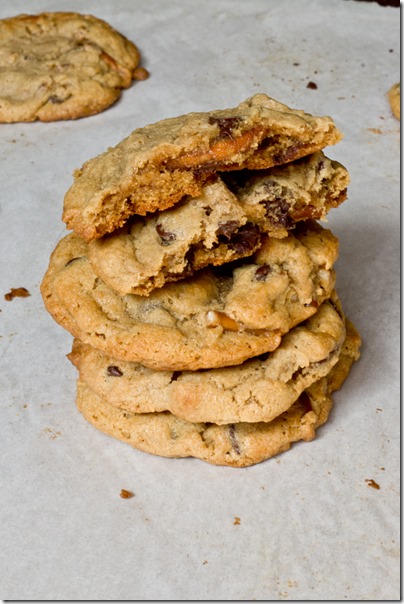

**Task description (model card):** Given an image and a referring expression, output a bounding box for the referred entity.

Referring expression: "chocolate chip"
[300,391,313,413]
[261,198,292,228]
[216,220,240,239]
[257,135,280,152]
[156,224,176,245]
[227,224,260,254]
[304,300,319,308]
[208,116,242,139]
[65,256,83,267]
[228,424,241,455]
[107,365,123,377]
[273,143,303,165]
[255,264,272,281]
[48,95,64,104]
[307,81,318,89]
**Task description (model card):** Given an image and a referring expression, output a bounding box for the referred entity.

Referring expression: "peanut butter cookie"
[88,152,348,296]
[40,221,338,371]
[62,93,343,241]
[0,12,141,122]
[68,296,346,425]
[74,319,361,467]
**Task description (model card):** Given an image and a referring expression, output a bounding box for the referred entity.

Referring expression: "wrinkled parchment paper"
[1,0,399,599]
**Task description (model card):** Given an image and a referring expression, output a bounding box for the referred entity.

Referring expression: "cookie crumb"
[365,479,380,490]
[4,287,30,301]
[307,81,318,90]
[233,516,241,525]
[120,488,135,498]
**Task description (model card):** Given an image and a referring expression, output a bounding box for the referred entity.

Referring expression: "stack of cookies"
[41,94,361,467]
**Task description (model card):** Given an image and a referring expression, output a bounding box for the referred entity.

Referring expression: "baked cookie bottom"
[75,319,361,467]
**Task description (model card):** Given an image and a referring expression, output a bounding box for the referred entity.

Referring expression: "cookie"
[88,152,348,296]
[40,221,338,371]
[74,319,361,467]
[0,12,141,122]
[223,151,349,237]
[388,83,400,120]
[68,296,346,424]
[62,93,343,241]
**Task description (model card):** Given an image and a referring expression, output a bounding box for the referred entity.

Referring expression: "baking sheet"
[1,0,400,600]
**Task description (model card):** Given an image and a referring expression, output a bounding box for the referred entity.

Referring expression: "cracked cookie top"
[40,220,338,371]
[87,152,348,296]
[0,12,141,122]
[62,93,343,241]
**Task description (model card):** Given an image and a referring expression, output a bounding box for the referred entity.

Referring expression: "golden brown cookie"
[87,152,348,296]
[0,12,141,122]
[62,93,343,241]
[388,83,400,120]
[74,319,361,467]
[40,221,338,371]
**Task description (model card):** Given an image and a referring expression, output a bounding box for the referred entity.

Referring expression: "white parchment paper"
[1,0,400,599]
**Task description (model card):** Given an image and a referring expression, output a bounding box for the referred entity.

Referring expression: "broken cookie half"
[87,151,348,296]
[62,93,343,241]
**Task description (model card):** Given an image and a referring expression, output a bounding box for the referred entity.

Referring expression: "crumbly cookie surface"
[62,93,343,241]
[68,296,346,424]
[88,152,348,296]
[75,319,361,467]
[40,221,338,370]
[0,12,140,122]
[388,83,400,120]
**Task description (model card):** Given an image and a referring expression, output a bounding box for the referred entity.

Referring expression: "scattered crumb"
[203,560,208,565]
[43,427,61,440]
[133,67,150,81]
[365,479,380,490]
[367,127,383,135]
[376,408,383,412]
[306,81,318,90]
[120,489,135,499]
[4,287,30,301]
[233,516,241,525]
